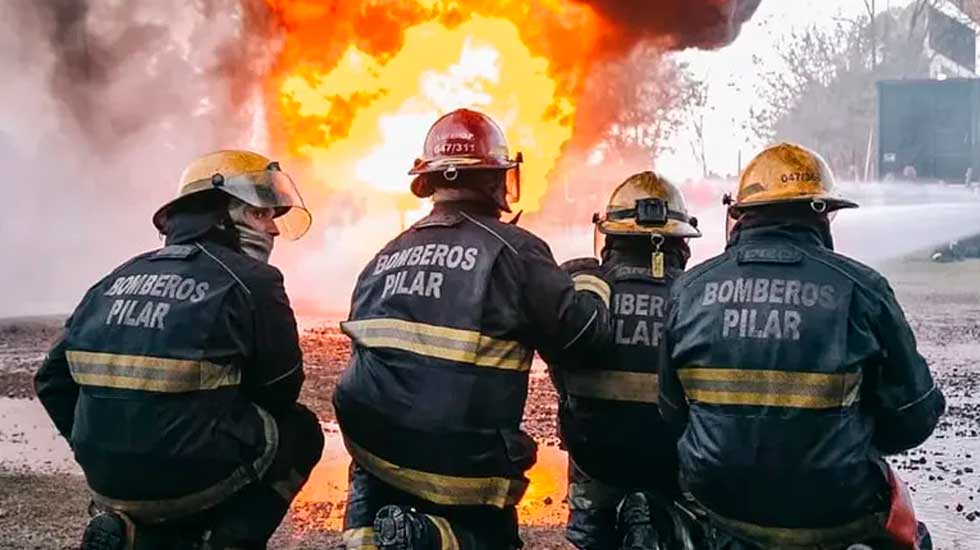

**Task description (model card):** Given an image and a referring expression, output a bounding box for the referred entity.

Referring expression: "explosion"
[262,0,760,214]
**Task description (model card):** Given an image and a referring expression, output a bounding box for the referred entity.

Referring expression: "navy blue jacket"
[661,221,944,528]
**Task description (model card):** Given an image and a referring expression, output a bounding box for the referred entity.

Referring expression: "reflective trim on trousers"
[426,514,462,550]
[343,527,378,550]
[345,438,528,508]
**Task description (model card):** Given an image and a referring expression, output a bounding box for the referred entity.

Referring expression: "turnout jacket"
[335,201,611,509]
[660,222,945,529]
[35,225,304,521]
[552,247,682,492]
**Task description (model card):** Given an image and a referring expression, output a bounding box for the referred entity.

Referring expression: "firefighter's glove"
[560,258,610,307]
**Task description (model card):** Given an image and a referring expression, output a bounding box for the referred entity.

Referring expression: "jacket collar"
[430,200,502,219]
[164,210,241,251]
[728,221,833,250]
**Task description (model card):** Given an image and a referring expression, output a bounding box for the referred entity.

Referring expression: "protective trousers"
[193,404,324,548]
[566,460,626,550]
[699,517,934,550]
[343,463,521,550]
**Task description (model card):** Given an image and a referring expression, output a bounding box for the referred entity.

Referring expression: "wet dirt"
[2,259,979,548]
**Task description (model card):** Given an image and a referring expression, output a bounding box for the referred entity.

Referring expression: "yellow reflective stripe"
[564,370,659,403]
[346,439,528,508]
[342,318,532,372]
[66,351,240,393]
[343,527,377,550]
[679,368,862,409]
[425,515,461,550]
[695,496,886,548]
[572,274,611,306]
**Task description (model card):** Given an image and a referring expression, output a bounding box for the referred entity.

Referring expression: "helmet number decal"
[780,172,821,183]
[434,142,476,155]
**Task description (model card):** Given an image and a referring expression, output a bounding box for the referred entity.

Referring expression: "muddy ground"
[1,257,978,549]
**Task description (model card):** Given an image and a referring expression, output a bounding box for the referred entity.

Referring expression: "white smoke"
[0,0,277,317]
[541,180,980,270]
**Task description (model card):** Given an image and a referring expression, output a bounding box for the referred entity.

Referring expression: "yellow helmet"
[594,171,701,238]
[152,150,312,240]
[727,143,857,214]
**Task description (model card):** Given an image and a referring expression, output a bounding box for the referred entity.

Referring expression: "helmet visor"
[593,224,607,258]
[505,164,521,205]
[219,170,312,240]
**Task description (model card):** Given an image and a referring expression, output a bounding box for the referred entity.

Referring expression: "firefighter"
[550,172,702,550]
[660,143,946,550]
[34,150,324,550]
[335,108,613,550]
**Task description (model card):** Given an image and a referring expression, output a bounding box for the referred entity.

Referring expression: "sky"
[657,0,918,180]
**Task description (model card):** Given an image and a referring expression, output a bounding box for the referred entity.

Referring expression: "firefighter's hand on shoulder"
[560,257,600,277]
[560,257,610,307]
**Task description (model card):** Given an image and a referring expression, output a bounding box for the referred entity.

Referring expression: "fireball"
[264,0,610,214]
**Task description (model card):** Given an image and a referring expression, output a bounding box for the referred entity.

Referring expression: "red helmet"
[409,109,522,201]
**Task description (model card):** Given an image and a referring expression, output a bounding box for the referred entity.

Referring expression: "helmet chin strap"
[227,200,274,263]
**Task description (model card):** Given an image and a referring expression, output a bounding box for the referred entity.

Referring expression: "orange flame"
[263,1,614,213]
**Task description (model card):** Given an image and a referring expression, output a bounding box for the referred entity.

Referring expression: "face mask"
[227,200,275,263]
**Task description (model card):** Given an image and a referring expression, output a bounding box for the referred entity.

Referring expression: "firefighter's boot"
[81,512,132,550]
[374,505,437,550]
[619,493,658,550]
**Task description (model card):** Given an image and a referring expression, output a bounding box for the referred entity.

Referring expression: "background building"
[927,0,980,78]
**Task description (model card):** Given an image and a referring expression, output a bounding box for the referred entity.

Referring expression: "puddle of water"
[0,397,77,472]
[3,398,975,547]
[893,438,980,549]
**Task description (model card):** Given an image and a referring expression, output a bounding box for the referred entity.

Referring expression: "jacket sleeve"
[519,240,612,364]
[242,268,305,415]
[34,323,78,441]
[659,298,689,436]
[866,279,945,455]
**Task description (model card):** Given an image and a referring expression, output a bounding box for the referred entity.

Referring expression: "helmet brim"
[730,195,859,215]
[597,218,702,239]
[408,157,518,175]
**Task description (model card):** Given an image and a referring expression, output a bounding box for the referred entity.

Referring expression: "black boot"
[373,505,435,550]
[81,512,131,550]
[619,493,658,550]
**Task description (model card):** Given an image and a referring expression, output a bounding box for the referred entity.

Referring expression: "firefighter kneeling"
[660,143,946,550]
[35,151,324,550]
[335,108,613,550]
[548,172,702,550]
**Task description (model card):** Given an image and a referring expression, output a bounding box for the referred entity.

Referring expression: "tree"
[682,75,710,178]
[588,44,698,164]
[751,4,934,178]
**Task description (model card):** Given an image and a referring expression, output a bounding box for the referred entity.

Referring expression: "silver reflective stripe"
[67,351,241,393]
[564,370,659,403]
[679,368,862,409]
[342,318,533,372]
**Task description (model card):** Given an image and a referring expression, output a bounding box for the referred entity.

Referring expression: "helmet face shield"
[593,224,606,258]
[505,164,521,205]
[218,170,312,240]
